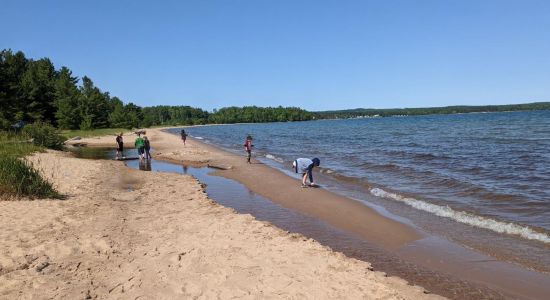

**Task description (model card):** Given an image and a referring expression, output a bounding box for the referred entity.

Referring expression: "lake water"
[170,110,550,272]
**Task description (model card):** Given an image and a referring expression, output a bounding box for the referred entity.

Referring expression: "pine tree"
[78,76,110,129]
[54,67,81,129]
[19,58,57,124]
[0,50,28,128]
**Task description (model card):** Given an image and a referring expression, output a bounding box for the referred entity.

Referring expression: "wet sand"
[0,139,441,298]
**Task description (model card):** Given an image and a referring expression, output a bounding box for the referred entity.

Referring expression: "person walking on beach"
[293,157,321,187]
[243,135,254,163]
[181,129,188,146]
[115,132,124,160]
[143,136,152,160]
[135,134,146,159]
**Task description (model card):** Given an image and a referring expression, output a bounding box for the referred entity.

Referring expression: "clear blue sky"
[2,0,549,111]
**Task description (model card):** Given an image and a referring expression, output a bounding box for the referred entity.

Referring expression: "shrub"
[0,156,60,199]
[22,121,66,150]
[0,131,61,200]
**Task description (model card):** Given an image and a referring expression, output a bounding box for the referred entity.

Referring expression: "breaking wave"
[370,188,550,244]
[265,154,284,163]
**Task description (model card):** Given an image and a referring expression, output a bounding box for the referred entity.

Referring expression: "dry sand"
[0,131,443,299]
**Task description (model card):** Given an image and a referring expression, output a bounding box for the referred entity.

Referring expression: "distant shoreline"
[314,102,550,119]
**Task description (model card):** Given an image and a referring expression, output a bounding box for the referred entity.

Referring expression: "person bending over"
[293,157,320,187]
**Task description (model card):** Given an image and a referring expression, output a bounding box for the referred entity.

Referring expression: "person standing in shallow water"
[293,157,320,187]
[115,132,124,160]
[181,129,187,146]
[143,136,151,160]
[135,134,146,159]
[243,135,254,163]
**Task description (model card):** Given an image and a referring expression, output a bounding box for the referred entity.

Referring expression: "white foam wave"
[370,188,550,244]
[194,136,204,140]
[265,154,284,163]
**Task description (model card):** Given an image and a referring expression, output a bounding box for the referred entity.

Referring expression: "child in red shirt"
[243,135,253,164]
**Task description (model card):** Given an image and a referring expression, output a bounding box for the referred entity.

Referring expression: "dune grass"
[0,131,61,199]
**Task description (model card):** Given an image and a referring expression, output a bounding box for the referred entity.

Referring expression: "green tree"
[78,76,110,129]
[109,98,142,129]
[54,67,81,129]
[19,58,57,124]
[0,50,28,128]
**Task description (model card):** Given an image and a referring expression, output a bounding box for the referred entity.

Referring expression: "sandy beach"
[0,130,442,299]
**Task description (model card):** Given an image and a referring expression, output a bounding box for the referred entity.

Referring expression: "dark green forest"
[315,102,550,119]
[1,49,549,131]
[0,49,313,130]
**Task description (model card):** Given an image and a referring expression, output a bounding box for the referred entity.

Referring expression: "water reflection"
[139,159,152,171]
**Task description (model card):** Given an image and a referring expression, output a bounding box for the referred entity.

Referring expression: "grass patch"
[0,131,42,157]
[61,128,130,139]
[0,131,61,200]
[0,156,60,199]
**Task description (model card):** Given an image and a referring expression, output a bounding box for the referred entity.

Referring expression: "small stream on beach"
[69,146,550,299]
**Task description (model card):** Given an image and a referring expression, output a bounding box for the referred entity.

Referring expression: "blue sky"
[2,0,549,111]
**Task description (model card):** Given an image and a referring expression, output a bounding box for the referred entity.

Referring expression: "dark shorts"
[117,144,123,152]
[138,147,145,155]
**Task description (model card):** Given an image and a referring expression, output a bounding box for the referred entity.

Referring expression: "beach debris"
[178,252,186,261]
[108,282,123,293]
[207,163,232,170]
[35,261,50,272]
[70,142,88,147]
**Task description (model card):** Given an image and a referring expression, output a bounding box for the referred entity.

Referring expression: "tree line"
[315,102,550,119]
[0,49,314,130]
[3,49,548,130]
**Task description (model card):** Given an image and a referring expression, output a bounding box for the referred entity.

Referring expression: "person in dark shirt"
[143,136,152,160]
[115,132,124,160]
[181,129,188,146]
